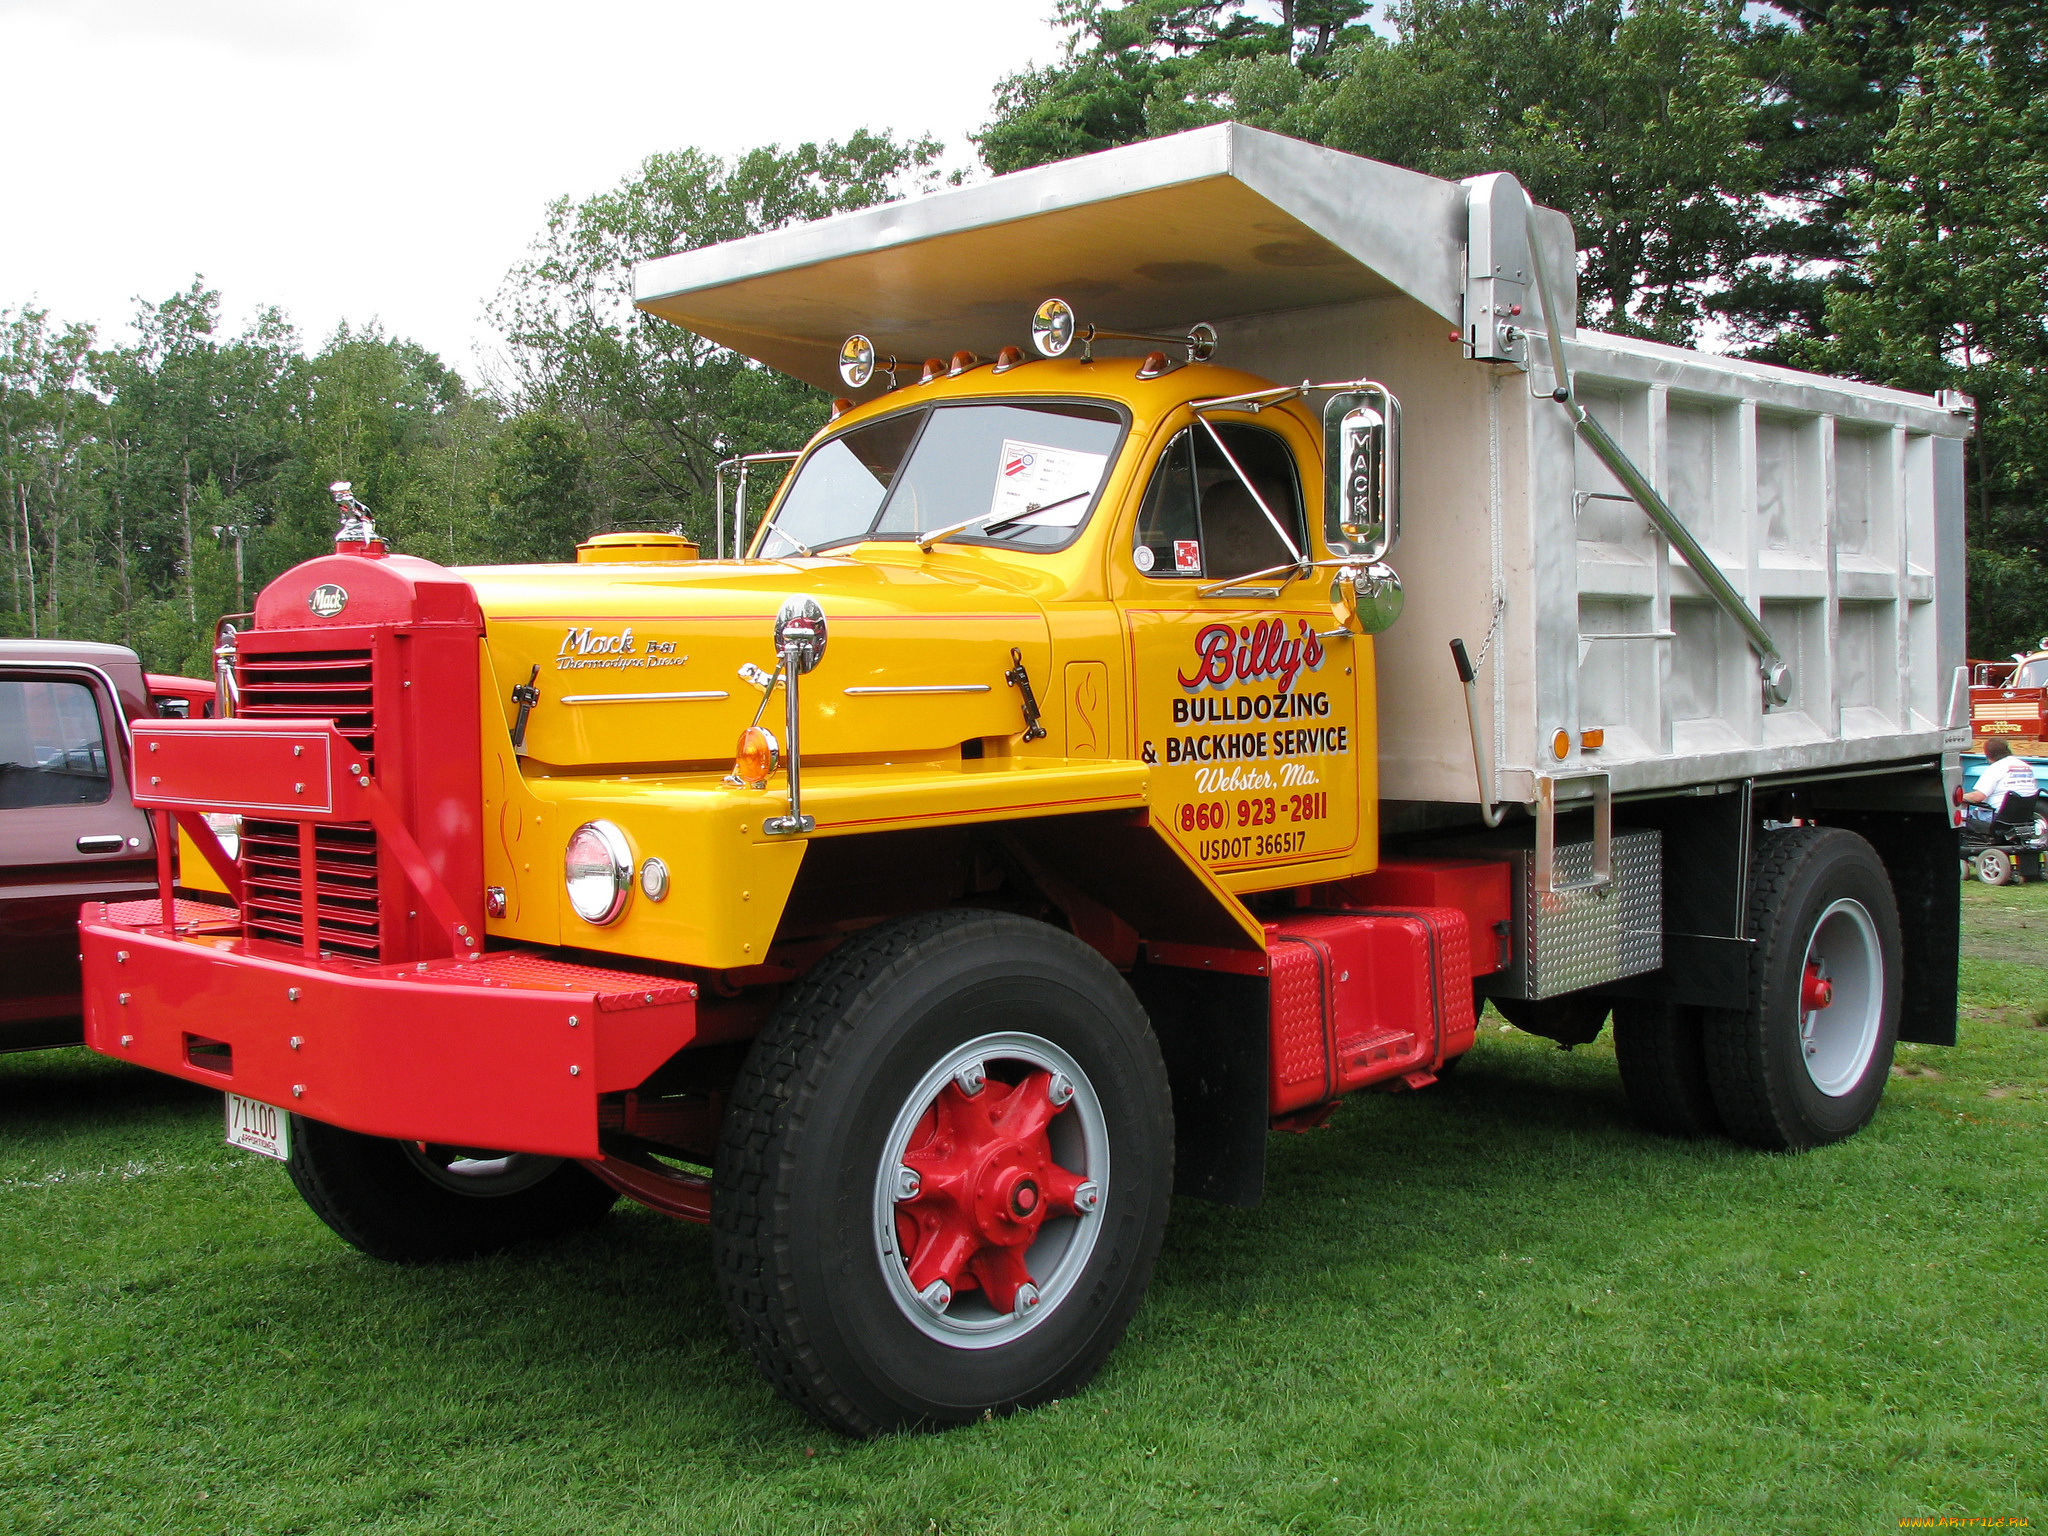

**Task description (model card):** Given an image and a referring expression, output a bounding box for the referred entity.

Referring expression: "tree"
[1785,15,2048,654]
[492,131,945,553]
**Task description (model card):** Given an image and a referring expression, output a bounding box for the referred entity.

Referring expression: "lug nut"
[918,1279,952,1313]
[1013,1283,1041,1316]
[119,1034,134,1048]
[291,1084,305,1098]
[894,1165,921,1201]
[289,1036,303,1050]
[953,1062,986,1097]
[1046,1072,1075,1107]
[1072,1180,1101,1213]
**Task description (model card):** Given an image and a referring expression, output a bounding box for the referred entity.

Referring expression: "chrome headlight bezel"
[564,820,632,926]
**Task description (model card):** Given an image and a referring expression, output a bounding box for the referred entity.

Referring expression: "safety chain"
[1468,588,1508,676]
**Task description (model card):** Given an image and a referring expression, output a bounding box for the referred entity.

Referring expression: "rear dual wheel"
[713,909,1173,1437]
[1702,827,1901,1151]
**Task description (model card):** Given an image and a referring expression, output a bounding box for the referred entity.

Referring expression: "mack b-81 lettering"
[82,126,1973,1436]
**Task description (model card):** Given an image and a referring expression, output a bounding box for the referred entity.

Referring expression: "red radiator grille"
[233,645,383,961]
[240,819,382,961]
[236,648,376,770]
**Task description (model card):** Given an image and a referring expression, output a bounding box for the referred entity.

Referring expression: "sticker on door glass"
[988,440,1107,529]
[1174,539,1202,573]
[1132,544,1155,572]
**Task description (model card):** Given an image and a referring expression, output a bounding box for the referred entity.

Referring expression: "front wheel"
[714,909,1173,1437]
[1703,827,1902,1150]
[1975,847,2015,886]
[285,1118,618,1262]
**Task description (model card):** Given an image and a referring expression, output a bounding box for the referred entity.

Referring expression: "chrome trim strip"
[559,690,730,704]
[842,684,992,696]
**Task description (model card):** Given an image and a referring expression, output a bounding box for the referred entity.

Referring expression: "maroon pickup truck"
[0,641,214,1051]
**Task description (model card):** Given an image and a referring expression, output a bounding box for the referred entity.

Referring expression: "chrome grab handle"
[77,834,126,854]
[1535,771,1612,895]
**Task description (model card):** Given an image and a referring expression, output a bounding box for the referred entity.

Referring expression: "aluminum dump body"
[636,123,1970,811]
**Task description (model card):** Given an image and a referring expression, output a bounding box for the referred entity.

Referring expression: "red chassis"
[79,716,702,1168]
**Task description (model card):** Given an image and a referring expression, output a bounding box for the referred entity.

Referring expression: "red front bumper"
[81,900,699,1158]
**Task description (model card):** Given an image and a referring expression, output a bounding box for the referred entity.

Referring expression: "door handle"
[77,834,126,854]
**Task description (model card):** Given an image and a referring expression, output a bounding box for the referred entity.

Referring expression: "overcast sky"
[0,0,1067,375]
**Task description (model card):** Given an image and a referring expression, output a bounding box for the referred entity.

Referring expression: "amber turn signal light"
[1580,727,1605,751]
[731,725,780,788]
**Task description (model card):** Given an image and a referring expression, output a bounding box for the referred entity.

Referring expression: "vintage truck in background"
[1,640,212,1051]
[78,126,1970,1435]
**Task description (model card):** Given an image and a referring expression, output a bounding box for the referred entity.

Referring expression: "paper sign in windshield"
[988,439,1107,529]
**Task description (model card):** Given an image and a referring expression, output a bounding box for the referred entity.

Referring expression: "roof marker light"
[992,345,1027,373]
[919,357,947,384]
[1136,351,1172,379]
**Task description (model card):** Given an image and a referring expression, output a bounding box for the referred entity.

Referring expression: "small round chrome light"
[565,820,632,925]
[640,857,670,902]
[1030,297,1076,358]
[838,334,876,389]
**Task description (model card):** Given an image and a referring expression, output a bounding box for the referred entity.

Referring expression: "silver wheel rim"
[1976,848,2013,885]
[401,1142,563,1197]
[1798,897,1884,1097]
[872,1031,1107,1349]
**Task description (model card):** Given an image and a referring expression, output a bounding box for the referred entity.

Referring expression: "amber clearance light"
[730,725,780,790]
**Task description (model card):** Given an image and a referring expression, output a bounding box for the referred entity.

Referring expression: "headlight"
[564,820,632,925]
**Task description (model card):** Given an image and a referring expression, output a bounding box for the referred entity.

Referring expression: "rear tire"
[1702,827,1902,1150]
[713,909,1173,1437]
[1612,1000,1722,1138]
[285,1118,618,1262]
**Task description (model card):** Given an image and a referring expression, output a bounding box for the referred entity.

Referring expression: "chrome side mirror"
[1322,386,1400,561]
[775,595,827,674]
[1329,562,1404,637]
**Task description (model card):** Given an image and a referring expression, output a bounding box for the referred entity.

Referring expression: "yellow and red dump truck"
[83,126,1973,1435]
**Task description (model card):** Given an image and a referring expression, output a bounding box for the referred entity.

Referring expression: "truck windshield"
[763,401,1124,555]
[2014,657,2047,689]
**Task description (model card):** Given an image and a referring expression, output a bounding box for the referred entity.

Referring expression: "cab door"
[1112,408,1368,891]
[0,665,156,1044]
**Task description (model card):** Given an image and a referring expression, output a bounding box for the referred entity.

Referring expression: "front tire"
[1703,827,1902,1150]
[285,1118,619,1262]
[713,909,1173,1437]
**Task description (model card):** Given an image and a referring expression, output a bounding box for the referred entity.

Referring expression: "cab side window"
[0,679,112,809]
[1132,422,1305,580]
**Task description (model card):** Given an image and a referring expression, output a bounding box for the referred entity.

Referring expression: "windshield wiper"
[761,524,816,558]
[916,490,1092,552]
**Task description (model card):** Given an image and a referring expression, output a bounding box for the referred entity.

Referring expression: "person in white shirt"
[1964,738,2039,828]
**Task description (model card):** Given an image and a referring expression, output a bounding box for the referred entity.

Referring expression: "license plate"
[224,1093,291,1161]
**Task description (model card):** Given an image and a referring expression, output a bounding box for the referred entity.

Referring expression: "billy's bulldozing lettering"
[83,126,1973,1436]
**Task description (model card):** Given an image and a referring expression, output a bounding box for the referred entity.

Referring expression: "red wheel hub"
[1801,961,1834,1013]
[894,1069,1087,1315]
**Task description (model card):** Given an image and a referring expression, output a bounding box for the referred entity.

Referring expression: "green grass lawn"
[5,883,2045,1536]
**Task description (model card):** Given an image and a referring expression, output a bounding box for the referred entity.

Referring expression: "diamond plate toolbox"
[1488,830,1662,1000]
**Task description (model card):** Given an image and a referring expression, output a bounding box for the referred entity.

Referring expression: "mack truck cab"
[81,126,1969,1436]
